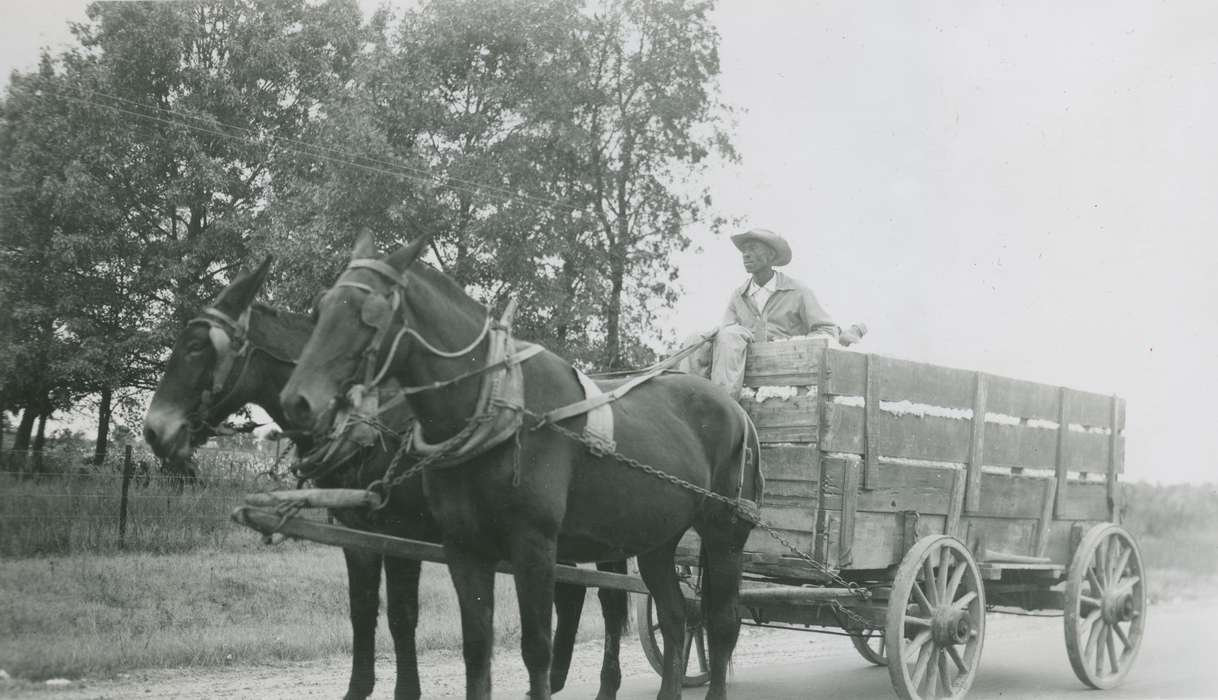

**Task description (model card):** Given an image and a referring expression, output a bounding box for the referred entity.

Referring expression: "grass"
[1,450,1215,682]
[0,543,578,681]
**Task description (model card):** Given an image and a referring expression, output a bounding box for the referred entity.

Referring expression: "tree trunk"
[32,412,49,474]
[604,250,626,370]
[94,387,113,465]
[13,406,36,451]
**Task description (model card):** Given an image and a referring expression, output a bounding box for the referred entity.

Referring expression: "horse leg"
[510,529,559,700]
[636,540,687,700]
[445,545,497,700]
[549,576,586,695]
[697,526,749,700]
[342,548,383,700]
[594,559,629,700]
[383,555,422,700]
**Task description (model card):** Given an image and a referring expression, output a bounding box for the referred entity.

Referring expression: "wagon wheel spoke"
[952,590,978,612]
[913,582,934,615]
[682,626,708,677]
[939,648,955,696]
[910,640,933,692]
[1079,594,1103,610]
[923,556,940,605]
[1082,611,1103,664]
[938,547,953,603]
[946,643,968,675]
[906,616,933,629]
[904,630,932,663]
[1106,625,1120,674]
[922,646,940,698]
[1086,567,1105,597]
[1112,620,1132,651]
[1094,620,1107,675]
[945,557,968,603]
[1094,539,1109,587]
[1109,541,1130,583]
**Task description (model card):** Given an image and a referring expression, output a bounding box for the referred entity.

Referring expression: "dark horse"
[281,233,762,700]
[143,257,629,700]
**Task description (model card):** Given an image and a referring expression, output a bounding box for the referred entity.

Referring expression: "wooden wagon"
[234,338,1146,700]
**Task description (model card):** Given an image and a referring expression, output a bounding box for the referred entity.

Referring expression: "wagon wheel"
[635,591,710,687]
[849,626,888,666]
[1064,523,1146,689]
[886,535,985,700]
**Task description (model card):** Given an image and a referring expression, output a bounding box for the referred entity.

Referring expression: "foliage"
[1,0,736,446]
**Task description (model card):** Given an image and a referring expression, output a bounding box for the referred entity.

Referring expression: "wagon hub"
[1102,588,1136,625]
[931,606,973,646]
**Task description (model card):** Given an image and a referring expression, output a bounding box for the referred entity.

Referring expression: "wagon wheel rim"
[849,626,888,666]
[887,535,985,700]
[634,593,710,687]
[1064,524,1146,690]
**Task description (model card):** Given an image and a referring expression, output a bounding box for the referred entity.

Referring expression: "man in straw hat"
[679,228,838,398]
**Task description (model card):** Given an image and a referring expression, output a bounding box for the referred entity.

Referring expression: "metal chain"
[530,412,878,632]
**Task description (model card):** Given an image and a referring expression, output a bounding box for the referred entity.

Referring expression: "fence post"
[118,445,134,548]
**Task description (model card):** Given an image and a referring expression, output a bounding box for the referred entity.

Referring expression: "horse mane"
[249,302,314,362]
[410,260,489,321]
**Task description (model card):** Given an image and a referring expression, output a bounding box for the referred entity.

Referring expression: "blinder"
[360,291,394,330]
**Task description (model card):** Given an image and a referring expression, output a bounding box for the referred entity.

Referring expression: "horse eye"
[187,339,209,354]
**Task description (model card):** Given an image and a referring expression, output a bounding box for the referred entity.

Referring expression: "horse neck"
[396,268,493,441]
[243,307,309,436]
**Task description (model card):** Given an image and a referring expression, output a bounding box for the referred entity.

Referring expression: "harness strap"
[346,258,411,288]
[535,332,716,426]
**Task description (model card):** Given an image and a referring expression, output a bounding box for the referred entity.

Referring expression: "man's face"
[740,240,775,274]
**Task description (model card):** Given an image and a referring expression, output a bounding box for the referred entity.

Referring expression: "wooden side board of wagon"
[664,337,1145,700]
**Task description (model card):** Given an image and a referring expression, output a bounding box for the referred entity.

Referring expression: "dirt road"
[4,598,1212,699]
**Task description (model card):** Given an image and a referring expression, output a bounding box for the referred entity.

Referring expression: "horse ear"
[212,254,274,316]
[351,229,377,259]
[385,232,436,272]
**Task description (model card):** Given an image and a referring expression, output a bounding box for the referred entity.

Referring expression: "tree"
[1,0,368,460]
[560,0,737,369]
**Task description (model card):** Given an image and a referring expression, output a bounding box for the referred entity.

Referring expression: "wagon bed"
[676,337,1125,580]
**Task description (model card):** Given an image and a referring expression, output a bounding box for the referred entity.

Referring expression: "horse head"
[144,255,273,463]
[281,230,443,434]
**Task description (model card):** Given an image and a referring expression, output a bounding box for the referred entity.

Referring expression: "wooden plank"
[1066,390,1120,429]
[1054,387,1071,518]
[764,480,819,499]
[760,445,820,481]
[946,468,966,538]
[984,375,1060,421]
[743,339,827,387]
[742,392,819,443]
[825,351,977,408]
[822,403,1119,471]
[820,457,956,515]
[863,356,880,489]
[1054,481,1109,521]
[1035,478,1057,557]
[231,507,653,593]
[839,461,860,567]
[976,472,1054,519]
[965,373,988,512]
[823,510,947,570]
[760,504,817,533]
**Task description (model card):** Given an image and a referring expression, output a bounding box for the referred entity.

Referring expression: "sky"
[2,1,1215,484]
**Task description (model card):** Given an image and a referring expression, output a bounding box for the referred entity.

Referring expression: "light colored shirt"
[747,275,777,312]
[723,271,837,342]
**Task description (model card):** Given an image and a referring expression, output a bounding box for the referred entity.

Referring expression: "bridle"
[185,305,295,439]
[316,258,543,475]
[331,258,499,397]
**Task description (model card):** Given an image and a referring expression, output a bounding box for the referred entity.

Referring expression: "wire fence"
[0,444,320,558]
